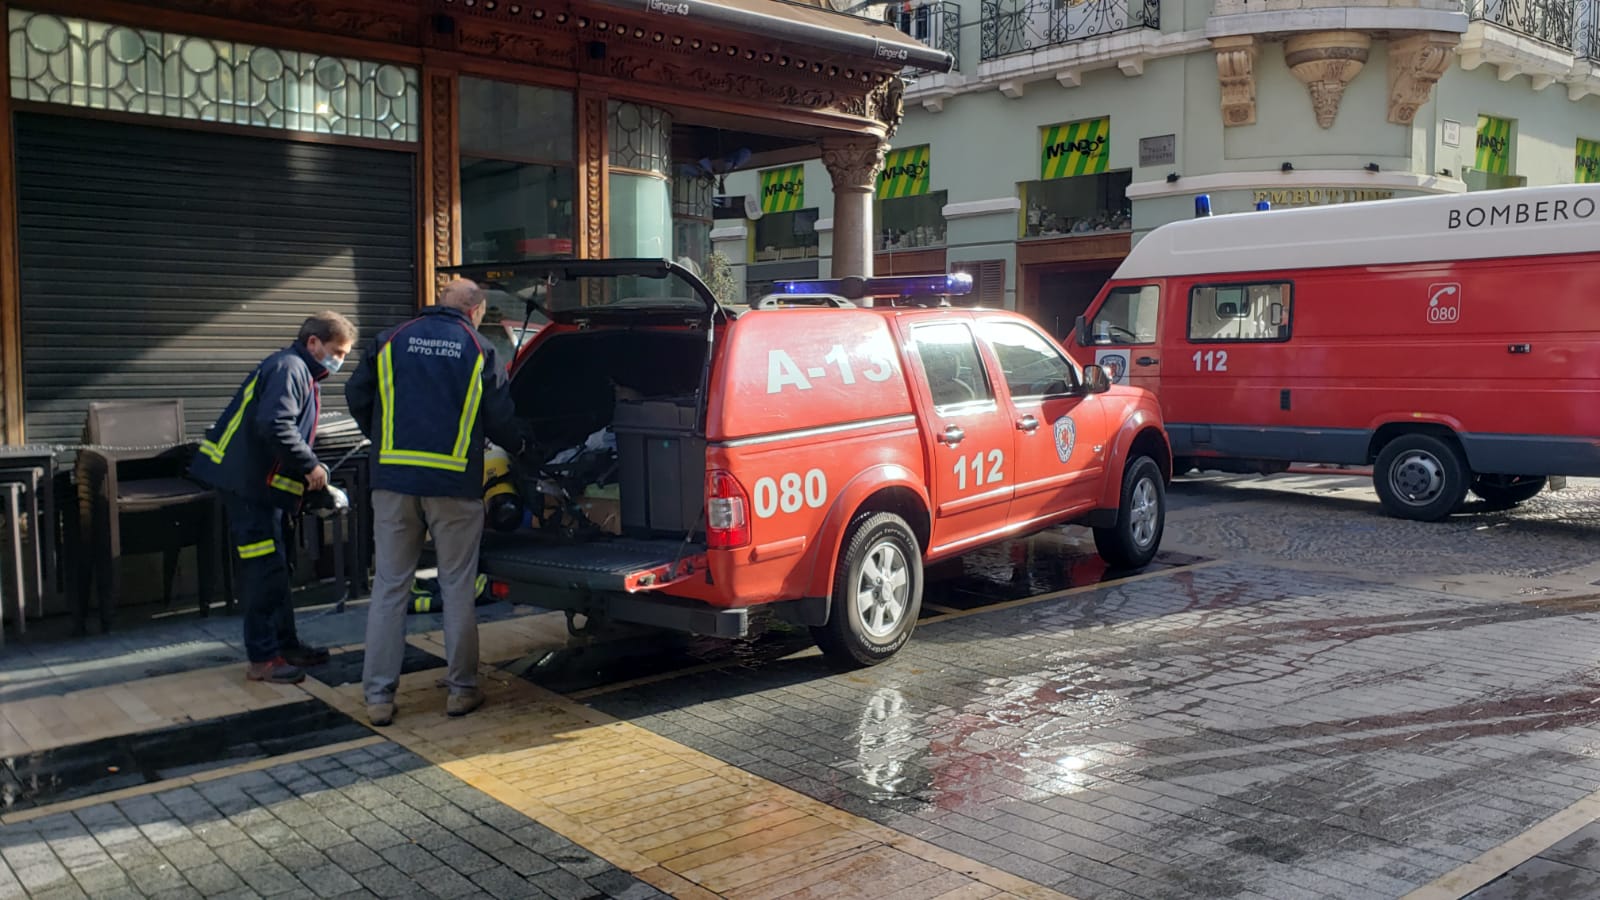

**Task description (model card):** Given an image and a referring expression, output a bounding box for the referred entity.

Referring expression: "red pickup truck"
[449,261,1172,667]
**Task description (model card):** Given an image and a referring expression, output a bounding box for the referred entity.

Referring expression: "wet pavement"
[5,472,1600,898]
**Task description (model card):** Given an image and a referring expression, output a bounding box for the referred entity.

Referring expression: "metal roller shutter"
[15,112,417,444]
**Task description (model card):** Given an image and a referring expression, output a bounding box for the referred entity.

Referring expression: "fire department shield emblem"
[1053,416,1076,463]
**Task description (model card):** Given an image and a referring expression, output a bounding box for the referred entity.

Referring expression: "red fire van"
[1063,183,1600,521]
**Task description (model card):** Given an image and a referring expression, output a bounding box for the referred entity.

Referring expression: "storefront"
[0,0,948,443]
[1015,116,1131,340]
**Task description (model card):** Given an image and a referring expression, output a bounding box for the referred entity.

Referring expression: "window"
[877,190,948,252]
[1092,285,1159,345]
[1020,171,1132,239]
[753,209,820,261]
[981,321,1077,399]
[912,323,994,409]
[951,259,1007,306]
[1187,282,1292,342]
[459,77,575,263]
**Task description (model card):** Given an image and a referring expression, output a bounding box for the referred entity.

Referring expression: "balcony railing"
[1578,0,1600,58]
[981,0,1160,61]
[1467,0,1578,51]
[896,1,963,73]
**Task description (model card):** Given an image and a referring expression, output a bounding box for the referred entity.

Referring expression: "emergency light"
[1195,195,1213,218]
[774,272,974,300]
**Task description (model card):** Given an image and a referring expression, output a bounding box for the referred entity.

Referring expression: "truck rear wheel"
[1374,433,1469,521]
[1471,474,1546,508]
[1093,456,1165,570]
[812,512,923,669]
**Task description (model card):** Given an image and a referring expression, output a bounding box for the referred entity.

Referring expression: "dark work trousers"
[222,492,300,663]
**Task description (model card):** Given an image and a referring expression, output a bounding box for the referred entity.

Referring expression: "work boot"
[446,688,485,718]
[281,643,330,668]
[368,701,396,728]
[246,657,305,685]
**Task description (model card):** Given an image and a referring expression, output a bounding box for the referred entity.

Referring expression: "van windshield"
[1092,285,1159,345]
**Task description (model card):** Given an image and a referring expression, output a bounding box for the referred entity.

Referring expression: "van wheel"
[812,512,923,669]
[1471,474,1546,508]
[1374,433,1469,521]
[1093,456,1165,570]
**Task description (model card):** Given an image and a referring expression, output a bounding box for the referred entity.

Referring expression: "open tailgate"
[478,534,706,593]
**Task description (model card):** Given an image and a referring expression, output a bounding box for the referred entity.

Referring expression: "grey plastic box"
[612,397,706,536]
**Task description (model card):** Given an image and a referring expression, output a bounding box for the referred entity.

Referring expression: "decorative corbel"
[1387,32,1457,126]
[1285,30,1370,129]
[1213,35,1258,127]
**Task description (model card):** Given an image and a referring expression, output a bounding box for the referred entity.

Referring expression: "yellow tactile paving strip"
[0,664,306,757]
[300,664,1077,900]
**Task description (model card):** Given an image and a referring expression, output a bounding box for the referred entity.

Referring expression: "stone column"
[821,137,887,280]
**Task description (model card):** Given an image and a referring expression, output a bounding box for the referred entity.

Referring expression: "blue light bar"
[773,272,974,299]
[1256,200,1271,211]
[1195,194,1213,218]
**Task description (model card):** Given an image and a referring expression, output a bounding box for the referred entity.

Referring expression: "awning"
[587,0,954,73]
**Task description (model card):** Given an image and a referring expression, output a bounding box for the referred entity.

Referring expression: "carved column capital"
[1213,36,1258,128]
[1387,32,1459,126]
[821,137,888,192]
[1285,30,1371,129]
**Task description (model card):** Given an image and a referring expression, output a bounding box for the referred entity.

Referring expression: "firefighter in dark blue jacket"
[345,278,527,726]
[189,311,357,685]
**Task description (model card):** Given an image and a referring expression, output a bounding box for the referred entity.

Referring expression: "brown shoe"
[246,657,305,685]
[282,644,330,668]
[446,688,484,718]
[368,702,396,727]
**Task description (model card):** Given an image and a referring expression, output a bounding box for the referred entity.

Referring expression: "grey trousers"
[363,490,484,705]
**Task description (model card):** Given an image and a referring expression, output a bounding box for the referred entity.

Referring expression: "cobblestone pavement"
[586,477,1600,900]
[6,474,1600,899]
[0,744,663,900]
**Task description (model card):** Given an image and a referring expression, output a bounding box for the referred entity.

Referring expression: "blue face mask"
[320,354,344,374]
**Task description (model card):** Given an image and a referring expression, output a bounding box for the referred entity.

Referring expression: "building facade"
[715,0,1600,336]
[0,0,946,444]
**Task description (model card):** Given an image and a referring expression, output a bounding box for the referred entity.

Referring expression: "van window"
[980,321,1077,399]
[1092,285,1159,345]
[911,322,995,409]
[1188,282,1291,342]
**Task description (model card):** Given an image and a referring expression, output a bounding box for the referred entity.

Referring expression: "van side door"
[1085,284,1162,392]
[978,318,1107,530]
[903,317,1017,556]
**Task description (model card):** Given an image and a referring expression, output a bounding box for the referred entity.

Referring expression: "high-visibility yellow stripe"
[377,344,397,454]
[237,539,276,559]
[203,376,258,463]
[269,475,304,496]
[379,450,469,472]
[375,332,484,475]
[452,355,485,461]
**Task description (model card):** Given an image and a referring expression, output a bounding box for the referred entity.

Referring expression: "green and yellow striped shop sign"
[1475,115,1511,176]
[1040,117,1110,180]
[1577,138,1600,184]
[877,145,931,200]
[760,165,805,214]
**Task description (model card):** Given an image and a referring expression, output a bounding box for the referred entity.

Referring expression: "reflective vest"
[188,345,325,510]
[365,307,497,498]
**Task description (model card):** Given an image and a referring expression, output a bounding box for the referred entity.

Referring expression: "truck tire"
[1373,433,1469,522]
[1471,474,1546,508]
[812,512,923,669]
[1093,456,1165,570]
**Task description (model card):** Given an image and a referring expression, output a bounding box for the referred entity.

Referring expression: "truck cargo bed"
[479,533,705,594]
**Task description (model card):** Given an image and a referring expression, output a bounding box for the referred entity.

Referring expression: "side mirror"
[1269,303,1284,326]
[1080,364,1112,395]
[1073,314,1090,347]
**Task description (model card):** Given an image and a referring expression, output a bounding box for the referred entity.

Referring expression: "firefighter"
[189,311,356,685]
[345,278,528,727]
